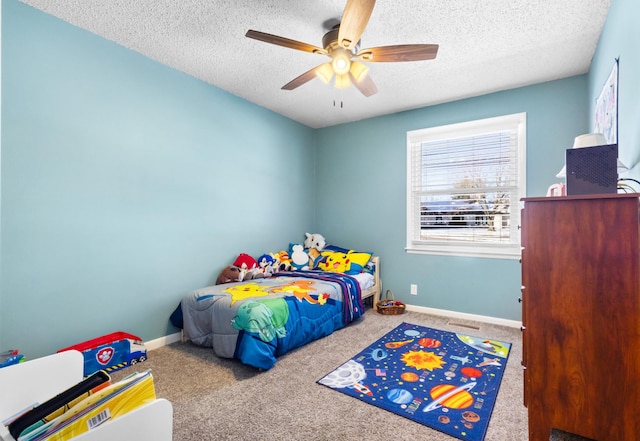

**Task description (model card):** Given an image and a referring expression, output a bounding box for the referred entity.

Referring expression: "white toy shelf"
[0,350,172,441]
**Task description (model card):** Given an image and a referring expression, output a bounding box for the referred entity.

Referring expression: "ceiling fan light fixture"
[316,63,334,84]
[334,73,351,89]
[331,48,352,75]
[349,61,369,82]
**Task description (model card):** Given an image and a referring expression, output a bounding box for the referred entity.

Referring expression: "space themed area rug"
[317,322,511,441]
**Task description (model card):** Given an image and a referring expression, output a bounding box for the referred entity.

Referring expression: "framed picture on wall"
[594,59,618,144]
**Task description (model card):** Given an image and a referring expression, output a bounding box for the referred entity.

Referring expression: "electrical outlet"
[410,284,418,295]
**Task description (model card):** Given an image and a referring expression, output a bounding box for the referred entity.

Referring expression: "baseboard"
[406,304,522,329]
[145,332,182,351]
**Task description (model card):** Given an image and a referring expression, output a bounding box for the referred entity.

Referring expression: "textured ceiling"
[20,0,611,129]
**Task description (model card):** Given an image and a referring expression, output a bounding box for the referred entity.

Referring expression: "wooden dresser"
[520,194,640,441]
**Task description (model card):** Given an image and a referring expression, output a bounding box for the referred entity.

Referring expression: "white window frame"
[406,112,526,259]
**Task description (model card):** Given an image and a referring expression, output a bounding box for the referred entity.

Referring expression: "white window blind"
[406,113,526,259]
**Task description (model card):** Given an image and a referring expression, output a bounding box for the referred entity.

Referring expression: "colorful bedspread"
[181,271,364,370]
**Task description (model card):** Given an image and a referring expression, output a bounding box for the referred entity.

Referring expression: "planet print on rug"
[317,322,511,441]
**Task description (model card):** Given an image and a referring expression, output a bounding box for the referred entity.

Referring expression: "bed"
[179,256,380,370]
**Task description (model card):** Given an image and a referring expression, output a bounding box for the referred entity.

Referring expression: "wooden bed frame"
[360,256,381,307]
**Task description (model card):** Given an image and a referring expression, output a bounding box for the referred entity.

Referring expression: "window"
[406,113,526,259]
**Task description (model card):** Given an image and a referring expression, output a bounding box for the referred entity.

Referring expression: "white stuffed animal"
[304,233,326,251]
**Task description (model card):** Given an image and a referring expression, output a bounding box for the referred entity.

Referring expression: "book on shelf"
[7,371,111,439]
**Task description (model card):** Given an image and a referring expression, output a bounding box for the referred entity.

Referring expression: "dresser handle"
[520,326,526,331]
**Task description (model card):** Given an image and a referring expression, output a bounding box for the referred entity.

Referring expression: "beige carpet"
[112,309,590,440]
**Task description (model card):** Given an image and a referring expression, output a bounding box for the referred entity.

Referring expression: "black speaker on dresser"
[565,144,618,195]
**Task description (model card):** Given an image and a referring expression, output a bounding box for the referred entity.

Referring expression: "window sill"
[406,243,522,260]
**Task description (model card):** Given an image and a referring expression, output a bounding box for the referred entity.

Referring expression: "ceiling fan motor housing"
[322,26,360,54]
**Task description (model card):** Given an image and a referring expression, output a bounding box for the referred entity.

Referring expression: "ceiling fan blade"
[349,72,378,97]
[357,44,439,62]
[338,0,376,50]
[282,65,322,90]
[246,30,327,55]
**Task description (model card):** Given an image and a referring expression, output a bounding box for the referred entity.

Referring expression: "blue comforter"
[181,271,364,370]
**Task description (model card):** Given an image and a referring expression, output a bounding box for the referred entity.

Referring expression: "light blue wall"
[588,0,640,178]
[316,77,589,321]
[1,0,316,358]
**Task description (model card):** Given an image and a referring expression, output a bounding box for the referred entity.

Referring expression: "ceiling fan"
[245,0,439,97]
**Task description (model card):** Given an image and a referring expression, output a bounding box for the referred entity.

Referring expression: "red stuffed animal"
[233,253,258,270]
